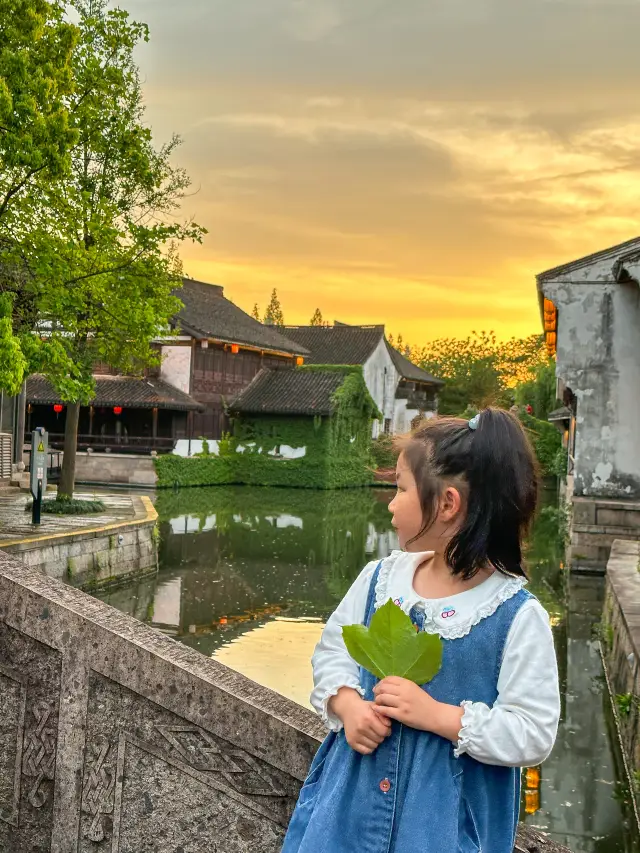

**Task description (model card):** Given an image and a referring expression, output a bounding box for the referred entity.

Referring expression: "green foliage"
[0,0,78,223]
[551,446,569,478]
[310,308,326,326]
[514,360,560,421]
[0,293,26,395]
[371,434,397,470]
[251,303,260,321]
[616,693,635,718]
[518,413,562,478]
[342,600,443,684]
[217,431,235,458]
[263,288,284,326]
[156,368,379,489]
[593,620,614,652]
[196,437,211,457]
[413,332,547,415]
[26,496,106,514]
[15,0,205,494]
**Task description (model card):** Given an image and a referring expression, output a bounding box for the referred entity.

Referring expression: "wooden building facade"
[161,279,308,439]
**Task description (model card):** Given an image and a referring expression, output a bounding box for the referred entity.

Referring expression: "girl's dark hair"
[394,408,538,579]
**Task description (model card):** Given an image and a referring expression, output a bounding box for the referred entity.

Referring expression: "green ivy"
[371,434,398,469]
[155,367,379,489]
[519,413,562,478]
[551,446,568,478]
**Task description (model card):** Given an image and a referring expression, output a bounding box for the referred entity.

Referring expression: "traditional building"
[280,323,443,437]
[162,279,308,437]
[228,366,379,488]
[26,374,203,453]
[537,236,640,569]
[23,278,308,453]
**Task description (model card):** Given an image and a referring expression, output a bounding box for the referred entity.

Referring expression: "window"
[384,418,391,434]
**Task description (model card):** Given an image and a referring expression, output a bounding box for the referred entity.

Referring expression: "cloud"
[123,0,640,340]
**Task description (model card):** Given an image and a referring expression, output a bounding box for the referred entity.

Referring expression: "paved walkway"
[0,493,136,546]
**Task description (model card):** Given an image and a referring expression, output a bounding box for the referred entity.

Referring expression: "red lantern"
[113,406,123,416]
[230,344,239,354]
[296,356,304,366]
[53,404,63,414]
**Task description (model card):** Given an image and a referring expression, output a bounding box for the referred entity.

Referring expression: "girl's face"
[388,451,462,552]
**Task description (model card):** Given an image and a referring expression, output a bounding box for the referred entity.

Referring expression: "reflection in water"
[95,486,638,852]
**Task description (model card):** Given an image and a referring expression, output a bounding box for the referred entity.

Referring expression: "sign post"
[30,428,48,525]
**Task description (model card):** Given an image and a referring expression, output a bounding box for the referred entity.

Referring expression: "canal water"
[96,485,639,852]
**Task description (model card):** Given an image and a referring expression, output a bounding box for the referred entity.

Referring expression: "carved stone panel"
[112,737,285,852]
[79,673,298,852]
[0,664,26,827]
[0,623,61,853]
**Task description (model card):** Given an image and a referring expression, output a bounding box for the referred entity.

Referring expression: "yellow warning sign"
[37,442,44,452]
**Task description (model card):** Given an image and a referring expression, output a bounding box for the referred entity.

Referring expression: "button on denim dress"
[282,561,532,853]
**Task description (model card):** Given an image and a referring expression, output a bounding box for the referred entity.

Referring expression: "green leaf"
[342,599,443,685]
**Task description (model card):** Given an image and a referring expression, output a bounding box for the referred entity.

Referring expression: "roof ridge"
[283,323,384,330]
[537,235,640,281]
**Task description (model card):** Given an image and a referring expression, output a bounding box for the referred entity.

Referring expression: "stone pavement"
[0,492,135,546]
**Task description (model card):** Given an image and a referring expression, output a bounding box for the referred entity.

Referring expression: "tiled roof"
[175,279,308,357]
[281,324,384,365]
[27,375,203,412]
[385,342,444,386]
[536,235,640,282]
[229,369,348,416]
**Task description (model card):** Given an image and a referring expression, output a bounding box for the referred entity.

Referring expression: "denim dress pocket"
[458,795,482,853]
[297,734,333,805]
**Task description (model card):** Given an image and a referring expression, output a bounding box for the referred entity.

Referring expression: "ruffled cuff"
[318,682,366,732]
[453,700,491,758]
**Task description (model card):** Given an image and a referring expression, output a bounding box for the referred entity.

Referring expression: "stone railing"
[0,551,572,852]
[603,538,640,824]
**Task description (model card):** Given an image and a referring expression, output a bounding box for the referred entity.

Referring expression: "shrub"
[26,497,106,515]
[371,434,397,469]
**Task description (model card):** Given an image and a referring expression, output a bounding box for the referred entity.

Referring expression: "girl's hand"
[330,687,392,754]
[373,677,463,741]
[343,700,392,755]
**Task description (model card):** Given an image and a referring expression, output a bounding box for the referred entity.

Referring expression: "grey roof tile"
[27,375,203,412]
[229,369,347,416]
[281,324,384,365]
[175,279,308,356]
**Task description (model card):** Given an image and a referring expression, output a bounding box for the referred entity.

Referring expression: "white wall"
[363,338,398,437]
[543,274,640,498]
[161,344,192,394]
[393,398,436,434]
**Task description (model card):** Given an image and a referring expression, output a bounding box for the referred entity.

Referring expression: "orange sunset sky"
[126,0,640,344]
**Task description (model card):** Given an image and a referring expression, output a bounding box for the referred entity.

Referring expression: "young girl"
[282,409,560,853]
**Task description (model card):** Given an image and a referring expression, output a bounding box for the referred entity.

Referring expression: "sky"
[125,0,640,343]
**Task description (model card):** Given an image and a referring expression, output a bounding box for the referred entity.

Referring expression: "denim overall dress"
[282,561,532,853]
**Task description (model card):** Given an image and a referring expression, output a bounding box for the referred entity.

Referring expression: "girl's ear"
[439,485,463,523]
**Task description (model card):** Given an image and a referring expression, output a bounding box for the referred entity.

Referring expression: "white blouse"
[311,550,560,768]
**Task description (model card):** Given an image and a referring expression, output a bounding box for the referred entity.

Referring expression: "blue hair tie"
[468,414,480,430]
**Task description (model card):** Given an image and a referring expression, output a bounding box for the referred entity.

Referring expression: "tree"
[251,302,260,321]
[310,307,324,326]
[263,288,284,326]
[0,0,78,397]
[514,360,559,421]
[414,332,548,415]
[0,293,26,395]
[0,0,77,226]
[24,0,204,496]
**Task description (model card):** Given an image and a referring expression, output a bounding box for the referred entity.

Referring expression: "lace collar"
[374,550,527,640]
